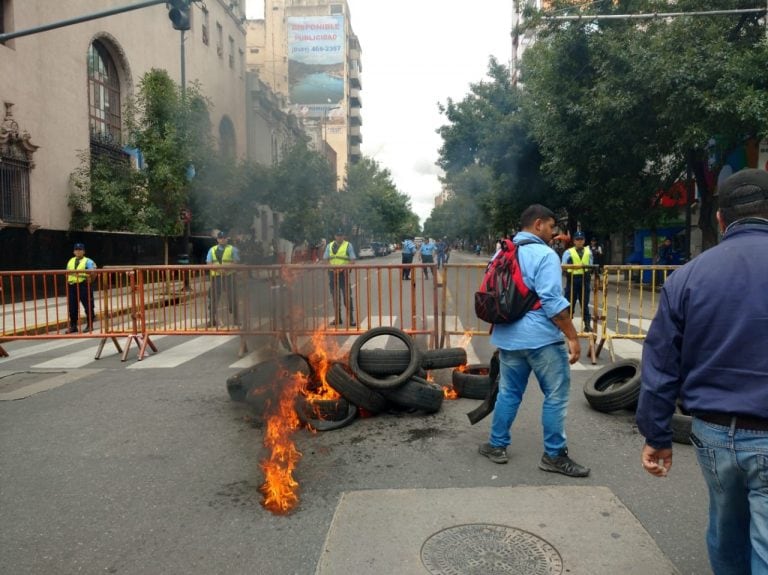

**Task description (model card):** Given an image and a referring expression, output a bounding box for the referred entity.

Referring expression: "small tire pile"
[583,359,692,445]
[226,326,469,429]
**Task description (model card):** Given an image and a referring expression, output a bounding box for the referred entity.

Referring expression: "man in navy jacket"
[637,168,768,575]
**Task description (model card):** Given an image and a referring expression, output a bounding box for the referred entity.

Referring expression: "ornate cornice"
[0,102,39,167]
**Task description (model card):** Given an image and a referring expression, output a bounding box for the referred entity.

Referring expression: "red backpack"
[474,238,542,324]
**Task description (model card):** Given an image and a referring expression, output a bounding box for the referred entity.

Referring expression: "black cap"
[73,242,85,250]
[335,228,344,235]
[217,231,227,238]
[718,168,768,208]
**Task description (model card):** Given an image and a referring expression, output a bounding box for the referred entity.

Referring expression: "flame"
[457,331,473,348]
[304,330,341,400]
[443,386,459,400]
[259,369,303,514]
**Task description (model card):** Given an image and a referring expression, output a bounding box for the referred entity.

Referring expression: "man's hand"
[566,337,580,364]
[641,444,673,477]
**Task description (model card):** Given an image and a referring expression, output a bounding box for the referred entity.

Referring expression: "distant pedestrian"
[478,204,589,478]
[637,168,768,575]
[561,231,593,332]
[323,228,356,326]
[420,238,436,279]
[66,242,97,333]
[436,238,448,269]
[401,237,416,280]
[206,231,240,327]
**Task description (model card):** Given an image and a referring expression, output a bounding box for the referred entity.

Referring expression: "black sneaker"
[538,448,590,477]
[478,442,508,464]
[67,326,78,334]
[349,321,356,327]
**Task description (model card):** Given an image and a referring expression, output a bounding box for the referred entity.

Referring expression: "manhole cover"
[421,523,563,575]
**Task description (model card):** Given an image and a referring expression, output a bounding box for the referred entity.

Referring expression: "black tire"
[226,354,310,403]
[326,362,390,414]
[452,364,493,400]
[294,394,351,422]
[348,327,421,389]
[671,409,693,445]
[583,359,641,412]
[381,376,444,413]
[356,347,467,376]
[298,402,358,432]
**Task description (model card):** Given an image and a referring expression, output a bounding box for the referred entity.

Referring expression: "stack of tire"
[332,327,468,415]
[583,359,691,444]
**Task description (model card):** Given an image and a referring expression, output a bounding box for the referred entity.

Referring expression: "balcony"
[349,107,362,126]
[349,64,362,89]
[349,87,362,108]
[349,125,362,144]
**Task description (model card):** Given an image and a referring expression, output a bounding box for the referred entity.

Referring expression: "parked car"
[370,242,387,257]
[359,245,375,259]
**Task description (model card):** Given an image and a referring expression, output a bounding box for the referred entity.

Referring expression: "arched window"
[87,40,124,161]
[219,116,236,160]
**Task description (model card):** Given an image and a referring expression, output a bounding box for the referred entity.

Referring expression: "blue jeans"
[489,344,570,456]
[691,418,768,575]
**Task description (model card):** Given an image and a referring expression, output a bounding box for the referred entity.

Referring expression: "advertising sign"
[287,15,345,118]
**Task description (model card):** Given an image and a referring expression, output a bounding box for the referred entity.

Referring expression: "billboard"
[287,15,345,118]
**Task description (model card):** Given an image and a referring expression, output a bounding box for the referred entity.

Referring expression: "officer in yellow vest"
[66,242,97,333]
[561,231,593,332]
[206,230,240,327]
[323,228,357,326]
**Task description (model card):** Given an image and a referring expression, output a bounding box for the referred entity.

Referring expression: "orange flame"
[443,386,459,400]
[457,331,473,348]
[304,331,341,400]
[259,369,303,514]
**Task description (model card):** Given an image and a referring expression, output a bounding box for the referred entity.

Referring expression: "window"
[330,4,343,14]
[219,116,236,159]
[239,48,244,78]
[1,0,14,47]
[0,103,35,224]
[202,8,209,45]
[87,40,127,163]
[216,22,223,57]
[228,36,234,68]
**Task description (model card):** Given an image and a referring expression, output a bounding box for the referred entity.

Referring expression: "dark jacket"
[637,220,768,448]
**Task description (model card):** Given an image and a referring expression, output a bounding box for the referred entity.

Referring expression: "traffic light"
[167,0,191,31]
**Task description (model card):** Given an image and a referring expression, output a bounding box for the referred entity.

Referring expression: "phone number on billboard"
[311,46,341,52]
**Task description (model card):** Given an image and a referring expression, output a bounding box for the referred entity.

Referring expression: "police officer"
[561,231,592,332]
[323,228,356,326]
[401,236,416,279]
[206,231,240,327]
[66,242,97,333]
[420,237,436,279]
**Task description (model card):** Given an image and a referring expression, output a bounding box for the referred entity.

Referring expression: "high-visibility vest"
[329,241,351,265]
[67,257,94,284]
[566,247,591,275]
[209,245,236,276]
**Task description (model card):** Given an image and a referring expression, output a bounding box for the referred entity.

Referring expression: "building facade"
[246,0,362,188]
[0,0,248,234]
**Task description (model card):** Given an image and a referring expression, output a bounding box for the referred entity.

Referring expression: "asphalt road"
[0,252,711,575]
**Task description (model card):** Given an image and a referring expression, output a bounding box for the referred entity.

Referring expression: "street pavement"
[0,254,711,575]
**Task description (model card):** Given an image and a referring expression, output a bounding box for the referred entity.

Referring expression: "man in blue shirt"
[420,238,436,279]
[478,204,589,477]
[637,168,768,574]
[401,237,416,280]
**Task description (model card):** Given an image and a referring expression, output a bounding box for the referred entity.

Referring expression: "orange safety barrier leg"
[137,335,158,361]
[94,336,122,360]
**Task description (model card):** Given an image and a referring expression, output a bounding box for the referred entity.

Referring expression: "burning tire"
[380,376,444,413]
[295,394,351,422]
[583,359,641,412]
[227,353,310,403]
[356,347,467,376]
[451,364,493,400]
[297,400,358,432]
[326,362,390,414]
[348,327,421,389]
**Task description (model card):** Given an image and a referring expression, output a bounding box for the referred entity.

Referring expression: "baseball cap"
[216,231,227,239]
[73,242,85,250]
[717,168,768,208]
[335,227,345,235]
[574,231,586,240]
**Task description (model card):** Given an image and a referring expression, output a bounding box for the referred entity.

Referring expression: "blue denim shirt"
[637,220,768,448]
[490,232,570,351]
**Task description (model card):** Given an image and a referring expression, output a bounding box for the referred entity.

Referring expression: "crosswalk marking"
[128,335,238,369]
[0,338,83,362]
[31,336,169,368]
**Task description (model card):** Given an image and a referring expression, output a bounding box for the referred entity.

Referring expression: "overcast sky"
[245,1,514,226]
